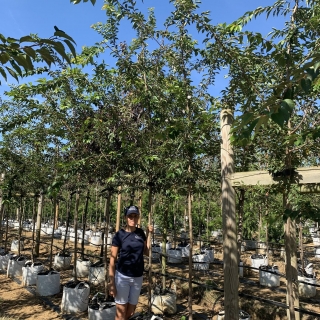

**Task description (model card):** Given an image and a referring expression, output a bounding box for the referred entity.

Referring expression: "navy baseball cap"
[124,206,140,216]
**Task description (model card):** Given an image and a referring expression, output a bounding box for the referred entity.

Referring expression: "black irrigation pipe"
[147,269,320,318]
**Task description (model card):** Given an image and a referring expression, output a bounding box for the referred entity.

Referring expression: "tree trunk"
[147,184,153,315]
[116,186,121,232]
[73,190,80,282]
[104,192,112,296]
[49,198,56,270]
[187,183,193,320]
[237,189,245,259]
[162,204,168,289]
[34,192,44,257]
[221,109,239,319]
[81,189,90,260]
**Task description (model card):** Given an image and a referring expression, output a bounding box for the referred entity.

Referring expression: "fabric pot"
[0,253,13,270]
[88,293,116,320]
[74,258,91,278]
[298,275,317,298]
[89,263,105,286]
[36,270,60,296]
[78,234,89,245]
[259,265,280,287]
[218,310,250,320]
[54,252,72,270]
[53,229,62,239]
[90,235,103,246]
[22,261,44,286]
[201,246,214,263]
[250,254,268,273]
[151,244,161,260]
[192,253,210,271]
[167,248,182,264]
[151,290,176,315]
[159,242,172,253]
[61,281,90,314]
[69,232,76,242]
[178,243,190,258]
[7,255,26,278]
[10,240,24,252]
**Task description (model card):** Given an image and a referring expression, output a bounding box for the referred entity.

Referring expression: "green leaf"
[254,115,269,133]
[22,46,36,59]
[19,36,35,43]
[300,78,312,94]
[54,30,76,44]
[37,47,55,65]
[0,52,10,64]
[0,66,7,81]
[0,33,6,43]
[11,54,30,71]
[271,112,285,128]
[9,60,23,76]
[53,41,71,63]
[281,99,295,113]
[5,66,19,82]
[63,39,77,58]
[90,0,96,4]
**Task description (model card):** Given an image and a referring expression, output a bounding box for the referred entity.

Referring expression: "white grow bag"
[151,290,177,315]
[90,235,103,246]
[7,256,26,278]
[298,275,317,298]
[88,293,116,320]
[178,243,190,258]
[61,281,90,314]
[192,253,210,271]
[78,234,89,245]
[218,310,250,320]
[259,265,280,287]
[11,240,24,252]
[152,244,161,260]
[22,261,44,286]
[36,270,60,296]
[202,247,214,263]
[74,258,91,278]
[167,248,182,264]
[53,252,72,270]
[250,254,268,273]
[89,263,105,286]
[0,253,14,270]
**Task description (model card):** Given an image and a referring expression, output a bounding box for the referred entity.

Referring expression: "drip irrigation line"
[146,269,320,318]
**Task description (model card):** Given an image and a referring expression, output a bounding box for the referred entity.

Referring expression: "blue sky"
[1,0,286,96]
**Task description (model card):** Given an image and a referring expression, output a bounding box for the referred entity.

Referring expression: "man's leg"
[116,303,128,320]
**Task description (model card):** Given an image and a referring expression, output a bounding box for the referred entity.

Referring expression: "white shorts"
[115,270,143,305]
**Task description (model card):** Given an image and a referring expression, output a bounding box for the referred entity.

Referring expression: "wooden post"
[116,186,121,232]
[221,109,239,319]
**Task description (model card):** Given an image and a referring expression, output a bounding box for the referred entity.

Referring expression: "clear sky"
[0,0,286,96]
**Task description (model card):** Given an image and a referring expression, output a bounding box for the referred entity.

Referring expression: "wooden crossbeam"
[231,166,320,187]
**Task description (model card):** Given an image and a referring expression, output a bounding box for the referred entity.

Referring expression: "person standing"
[109,205,153,320]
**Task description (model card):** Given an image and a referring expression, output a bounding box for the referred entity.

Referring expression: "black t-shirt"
[112,228,146,277]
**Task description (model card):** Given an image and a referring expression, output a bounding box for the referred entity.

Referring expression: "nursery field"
[1,229,320,320]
